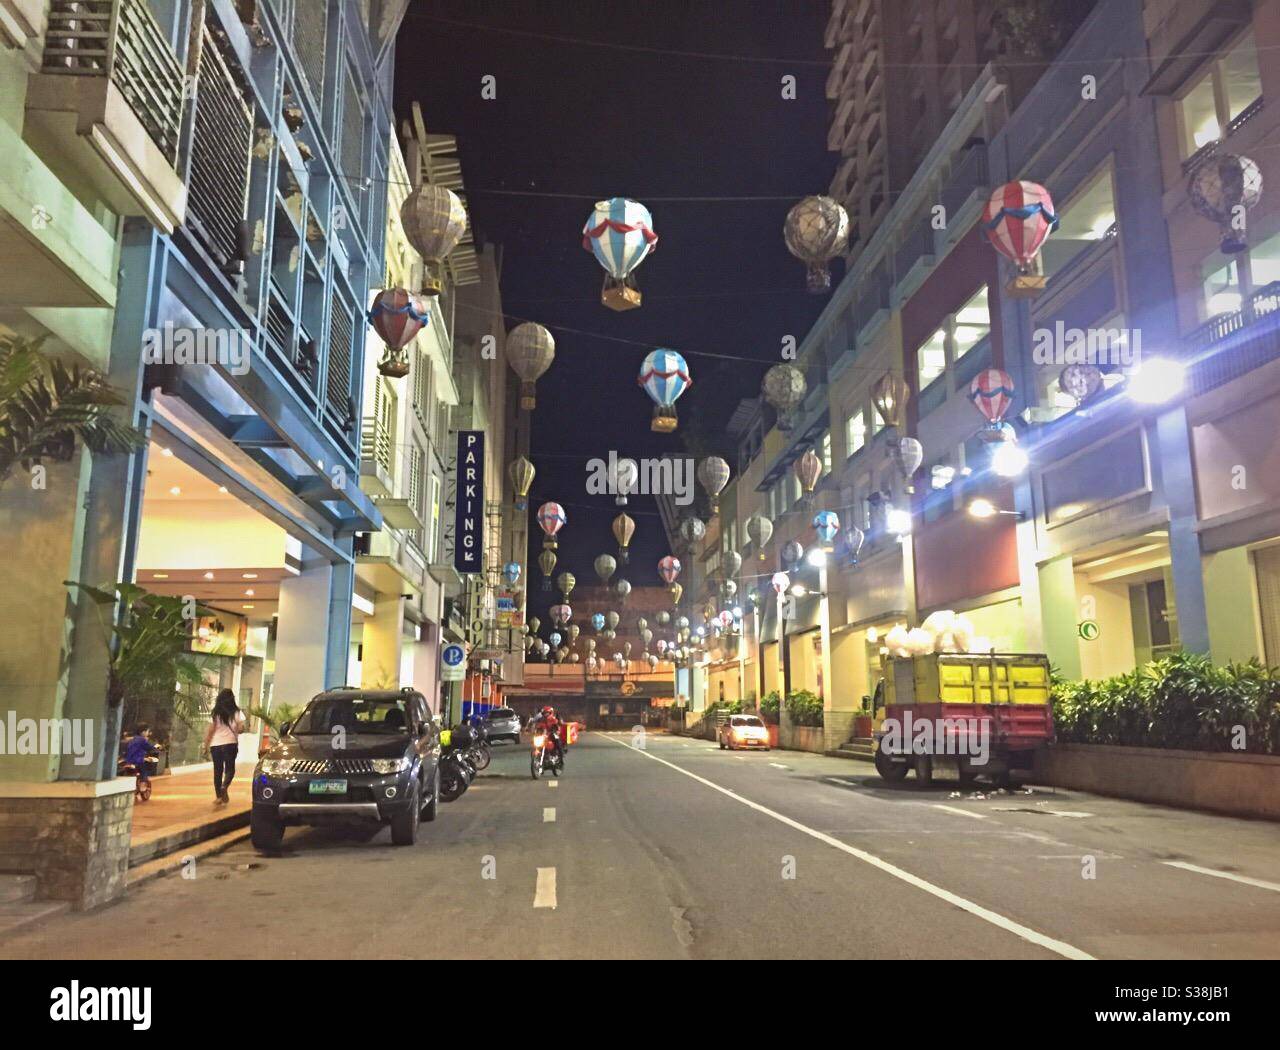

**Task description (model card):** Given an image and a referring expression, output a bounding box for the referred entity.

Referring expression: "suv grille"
[289,758,378,775]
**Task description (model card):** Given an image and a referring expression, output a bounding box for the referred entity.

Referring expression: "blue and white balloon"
[502,561,521,587]
[638,349,691,433]
[813,510,840,546]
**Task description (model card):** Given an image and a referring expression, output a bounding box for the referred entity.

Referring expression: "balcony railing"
[1182,97,1265,176]
[1187,279,1280,394]
[42,0,185,164]
[360,414,393,478]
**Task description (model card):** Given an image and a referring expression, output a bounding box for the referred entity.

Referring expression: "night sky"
[395,1,836,621]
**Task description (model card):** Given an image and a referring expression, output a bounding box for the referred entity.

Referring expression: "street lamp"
[967,498,1025,520]
[805,547,827,568]
[991,442,1029,478]
[1127,358,1186,404]
[886,507,913,535]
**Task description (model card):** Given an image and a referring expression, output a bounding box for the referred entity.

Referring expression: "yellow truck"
[871,651,1054,788]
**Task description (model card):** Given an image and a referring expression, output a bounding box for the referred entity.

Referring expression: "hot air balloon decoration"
[594,553,616,586]
[400,183,467,295]
[549,631,562,649]
[647,653,658,669]
[670,582,684,606]
[606,611,620,631]
[844,524,865,565]
[657,639,668,655]
[679,517,706,547]
[1058,363,1103,407]
[612,512,635,563]
[527,616,541,635]
[771,571,790,595]
[697,456,731,516]
[591,613,606,633]
[813,510,839,548]
[794,448,822,498]
[872,373,910,431]
[970,368,1016,441]
[721,551,742,581]
[658,555,681,586]
[556,571,576,601]
[782,540,805,568]
[368,288,429,378]
[609,457,639,505]
[550,604,573,627]
[982,180,1058,297]
[538,548,557,589]
[502,561,522,588]
[746,514,773,560]
[1189,154,1262,254]
[614,579,632,601]
[508,456,535,511]
[507,322,555,410]
[784,195,849,293]
[537,502,566,549]
[762,364,807,432]
[568,624,580,643]
[892,437,924,493]
[656,611,670,626]
[583,197,658,310]
[638,349,691,433]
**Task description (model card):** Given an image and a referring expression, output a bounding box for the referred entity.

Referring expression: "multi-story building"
[0,0,405,909]
[350,103,471,708]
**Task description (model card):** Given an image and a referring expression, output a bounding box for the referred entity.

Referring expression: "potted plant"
[854,694,875,738]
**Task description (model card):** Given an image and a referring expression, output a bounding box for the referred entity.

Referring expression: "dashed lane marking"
[931,804,989,820]
[543,807,556,823]
[601,734,1093,961]
[534,867,557,909]
[1163,861,1280,894]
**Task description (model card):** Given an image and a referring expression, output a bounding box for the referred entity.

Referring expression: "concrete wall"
[1034,743,1280,821]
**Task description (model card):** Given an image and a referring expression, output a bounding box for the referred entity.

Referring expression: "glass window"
[917,327,946,388]
[821,431,832,474]
[952,286,990,360]
[871,402,886,435]
[1202,255,1244,317]
[1222,30,1262,123]
[1039,168,1116,279]
[845,409,866,457]
[1247,231,1280,289]
[1180,75,1220,156]
[427,473,441,560]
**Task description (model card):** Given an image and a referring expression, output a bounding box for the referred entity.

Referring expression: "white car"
[718,714,770,751]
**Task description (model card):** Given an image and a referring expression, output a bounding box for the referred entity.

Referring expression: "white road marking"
[735,756,748,762]
[993,808,1092,819]
[602,734,1093,961]
[1163,861,1280,894]
[931,804,988,821]
[769,762,789,770]
[543,807,556,823]
[547,780,558,788]
[826,777,856,787]
[534,867,557,909]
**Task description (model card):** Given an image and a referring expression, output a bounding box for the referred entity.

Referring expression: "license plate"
[308,779,347,795]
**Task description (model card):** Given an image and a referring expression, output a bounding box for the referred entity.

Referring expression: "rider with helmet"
[534,705,564,765]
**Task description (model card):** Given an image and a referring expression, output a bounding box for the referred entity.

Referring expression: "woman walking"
[203,689,246,805]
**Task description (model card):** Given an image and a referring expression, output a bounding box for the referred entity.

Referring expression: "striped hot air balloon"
[536,502,566,548]
[658,555,682,585]
[813,510,840,547]
[970,368,1015,436]
[983,181,1058,276]
[583,197,658,310]
[368,288,430,378]
[638,349,691,433]
[697,456,731,516]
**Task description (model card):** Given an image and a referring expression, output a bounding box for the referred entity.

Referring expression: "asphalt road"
[5,731,1280,959]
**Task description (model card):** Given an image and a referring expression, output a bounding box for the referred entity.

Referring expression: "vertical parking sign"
[455,430,485,574]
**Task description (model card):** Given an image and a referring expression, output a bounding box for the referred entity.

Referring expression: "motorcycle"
[466,719,492,772]
[530,729,564,780]
[439,728,475,802]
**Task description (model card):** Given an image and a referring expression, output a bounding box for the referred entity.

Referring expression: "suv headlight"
[371,757,410,775]
[260,759,292,776]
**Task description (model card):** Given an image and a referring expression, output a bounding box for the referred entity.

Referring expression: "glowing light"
[1127,358,1185,404]
[968,498,998,518]
[991,443,1029,477]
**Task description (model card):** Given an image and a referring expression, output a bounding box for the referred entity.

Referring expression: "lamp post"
[807,548,834,741]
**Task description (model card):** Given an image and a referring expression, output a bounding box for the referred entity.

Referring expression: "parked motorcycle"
[530,729,564,779]
[439,727,475,802]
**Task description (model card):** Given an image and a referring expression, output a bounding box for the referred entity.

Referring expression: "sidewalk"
[128,763,254,868]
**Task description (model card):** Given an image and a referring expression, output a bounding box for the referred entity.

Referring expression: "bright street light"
[968,498,997,518]
[1127,358,1186,404]
[790,583,808,598]
[886,507,913,535]
[806,547,827,567]
[991,442,1029,477]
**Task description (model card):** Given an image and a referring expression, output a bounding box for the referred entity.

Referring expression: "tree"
[0,334,144,488]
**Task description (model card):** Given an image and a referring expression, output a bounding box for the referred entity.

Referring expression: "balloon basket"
[420,266,444,296]
[377,347,411,379]
[520,382,537,410]
[1005,273,1045,298]
[805,264,832,295]
[602,277,642,311]
[651,407,677,433]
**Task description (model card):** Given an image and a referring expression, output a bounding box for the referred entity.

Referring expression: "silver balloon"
[762,364,807,431]
[784,195,849,293]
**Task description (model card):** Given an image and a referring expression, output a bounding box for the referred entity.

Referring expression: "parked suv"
[483,707,521,744]
[251,688,441,850]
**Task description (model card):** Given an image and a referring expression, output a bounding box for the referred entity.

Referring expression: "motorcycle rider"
[534,705,564,766]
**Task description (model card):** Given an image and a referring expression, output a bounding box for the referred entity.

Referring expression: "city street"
[6,732,1279,961]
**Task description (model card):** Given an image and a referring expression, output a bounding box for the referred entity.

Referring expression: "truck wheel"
[250,808,284,851]
[874,749,908,783]
[914,754,934,787]
[391,783,420,846]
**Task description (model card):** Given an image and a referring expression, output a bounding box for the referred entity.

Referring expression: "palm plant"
[64,581,213,719]
[0,334,144,488]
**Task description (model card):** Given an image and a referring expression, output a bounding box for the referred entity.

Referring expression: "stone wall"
[0,785,134,909]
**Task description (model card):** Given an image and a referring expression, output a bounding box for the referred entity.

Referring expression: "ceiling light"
[242,573,258,579]
[169,486,181,496]
[161,447,173,457]
[242,604,255,610]
[203,572,214,580]
[245,589,255,596]
[152,573,169,579]
[218,485,229,494]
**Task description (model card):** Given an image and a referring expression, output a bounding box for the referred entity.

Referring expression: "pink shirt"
[205,713,245,748]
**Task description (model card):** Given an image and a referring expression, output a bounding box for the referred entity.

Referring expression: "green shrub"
[759,691,780,725]
[785,689,825,727]
[1051,652,1280,754]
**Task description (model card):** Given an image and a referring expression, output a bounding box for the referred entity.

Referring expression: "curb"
[127,825,252,888]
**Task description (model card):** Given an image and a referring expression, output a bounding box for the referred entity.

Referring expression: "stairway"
[827,736,875,761]
[0,875,70,940]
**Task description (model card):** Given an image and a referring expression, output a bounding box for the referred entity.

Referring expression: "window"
[1203,255,1244,317]
[427,473,441,560]
[912,286,991,396]
[821,431,832,475]
[1201,229,1280,318]
[1178,30,1262,158]
[871,402,886,436]
[845,408,866,458]
[1039,168,1116,280]
[917,328,946,388]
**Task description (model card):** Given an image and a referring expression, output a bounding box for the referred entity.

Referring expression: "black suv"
[251,688,441,850]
